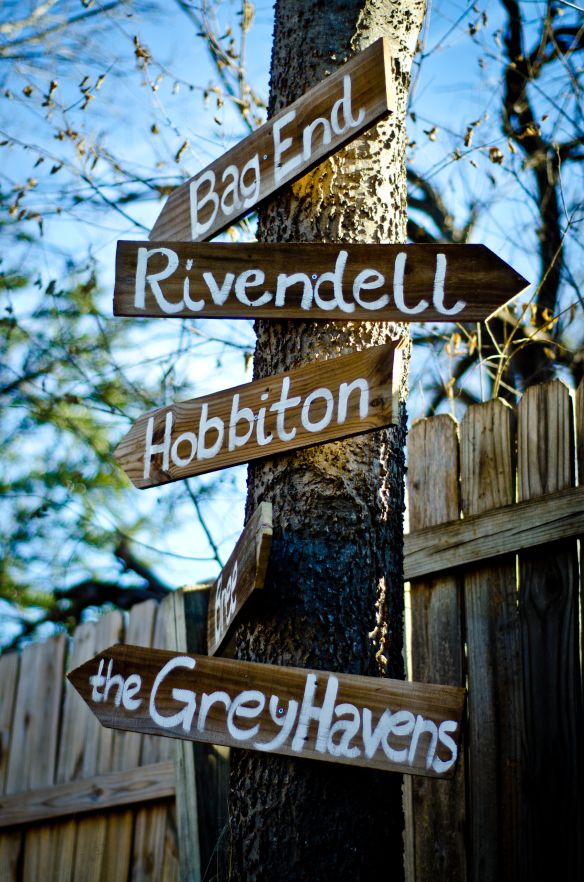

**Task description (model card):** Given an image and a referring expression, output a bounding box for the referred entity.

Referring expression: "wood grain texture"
[207,502,273,656]
[517,381,582,878]
[114,341,403,488]
[114,241,528,322]
[100,602,157,882]
[69,644,465,779]
[405,415,466,882]
[0,653,21,882]
[460,399,523,882]
[0,762,175,828]
[150,39,395,242]
[404,483,584,580]
[18,636,67,882]
[183,586,229,881]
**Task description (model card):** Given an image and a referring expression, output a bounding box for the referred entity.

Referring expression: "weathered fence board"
[517,381,582,878]
[460,400,523,881]
[404,378,584,882]
[405,415,466,881]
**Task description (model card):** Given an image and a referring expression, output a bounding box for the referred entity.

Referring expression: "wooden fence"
[403,379,584,881]
[1,378,582,881]
[0,589,227,882]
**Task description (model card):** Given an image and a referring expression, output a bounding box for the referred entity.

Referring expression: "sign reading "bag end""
[149,38,396,242]
[114,342,404,489]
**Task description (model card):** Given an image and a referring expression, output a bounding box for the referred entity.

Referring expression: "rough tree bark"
[228,2,426,880]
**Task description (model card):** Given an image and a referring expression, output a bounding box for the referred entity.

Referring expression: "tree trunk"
[228,2,425,879]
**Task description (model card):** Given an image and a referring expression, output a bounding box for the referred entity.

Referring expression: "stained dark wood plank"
[517,381,583,878]
[114,241,528,322]
[69,645,465,779]
[208,502,272,656]
[114,341,403,488]
[405,415,466,881]
[460,399,523,882]
[150,39,396,242]
[404,483,584,580]
[0,762,175,828]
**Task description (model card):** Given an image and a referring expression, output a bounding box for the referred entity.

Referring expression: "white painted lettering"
[362,708,393,759]
[197,691,231,732]
[144,411,173,480]
[171,431,197,468]
[273,110,301,185]
[235,269,271,308]
[432,253,464,315]
[302,116,331,160]
[327,702,361,758]
[291,673,338,754]
[149,656,197,732]
[197,404,224,460]
[275,272,313,309]
[135,247,183,314]
[121,674,142,711]
[313,250,354,313]
[240,154,260,209]
[337,378,369,424]
[269,377,301,442]
[393,252,429,315]
[353,268,389,310]
[226,690,266,741]
[220,164,242,215]
[300,387,334,433]
[90,659,106,702]
[408,715,438,769]
[228,394,255,452]
[432,719,459,774]
[202,271,235,306]
[330,74,365,135]
[190,170,219,238]
[254,695,300,752]
[382,710,415,763]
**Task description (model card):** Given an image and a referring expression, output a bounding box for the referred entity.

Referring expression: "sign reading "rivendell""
[149,39,395,242]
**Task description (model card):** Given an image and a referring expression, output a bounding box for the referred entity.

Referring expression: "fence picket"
[459,399,523,881]
[0,652,22,882]
[404,415,466,882]
[517,380,582,877]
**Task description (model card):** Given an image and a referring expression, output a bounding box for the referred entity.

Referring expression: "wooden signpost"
[114,242,529,323]
[207,502,272,657]
[114,341,403,489]
[149,38,396,242]
[68,644,465,779]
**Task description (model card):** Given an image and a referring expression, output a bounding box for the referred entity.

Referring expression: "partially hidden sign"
[114,242,529,323]
[208,502,272,657]
[68,645,466,778]
[114,341,403,489]
[149,38,395,242]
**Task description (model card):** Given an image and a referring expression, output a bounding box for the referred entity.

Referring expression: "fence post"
[459,399,523,881]
[517,380,583,877]
[405,414,466,881]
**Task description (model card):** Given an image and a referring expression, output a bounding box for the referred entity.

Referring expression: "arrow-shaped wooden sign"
[114,341,403,489]
[114,242,529,323]
[68,644,465,778]
[208,502,272,657]
[149,38,395,242]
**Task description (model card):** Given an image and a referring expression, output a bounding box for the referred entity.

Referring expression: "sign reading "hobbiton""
[68,645,465,778]
[114,342,403,489]
[208,502,272,657]
[114,242,529,323]
[149,39,395,242]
